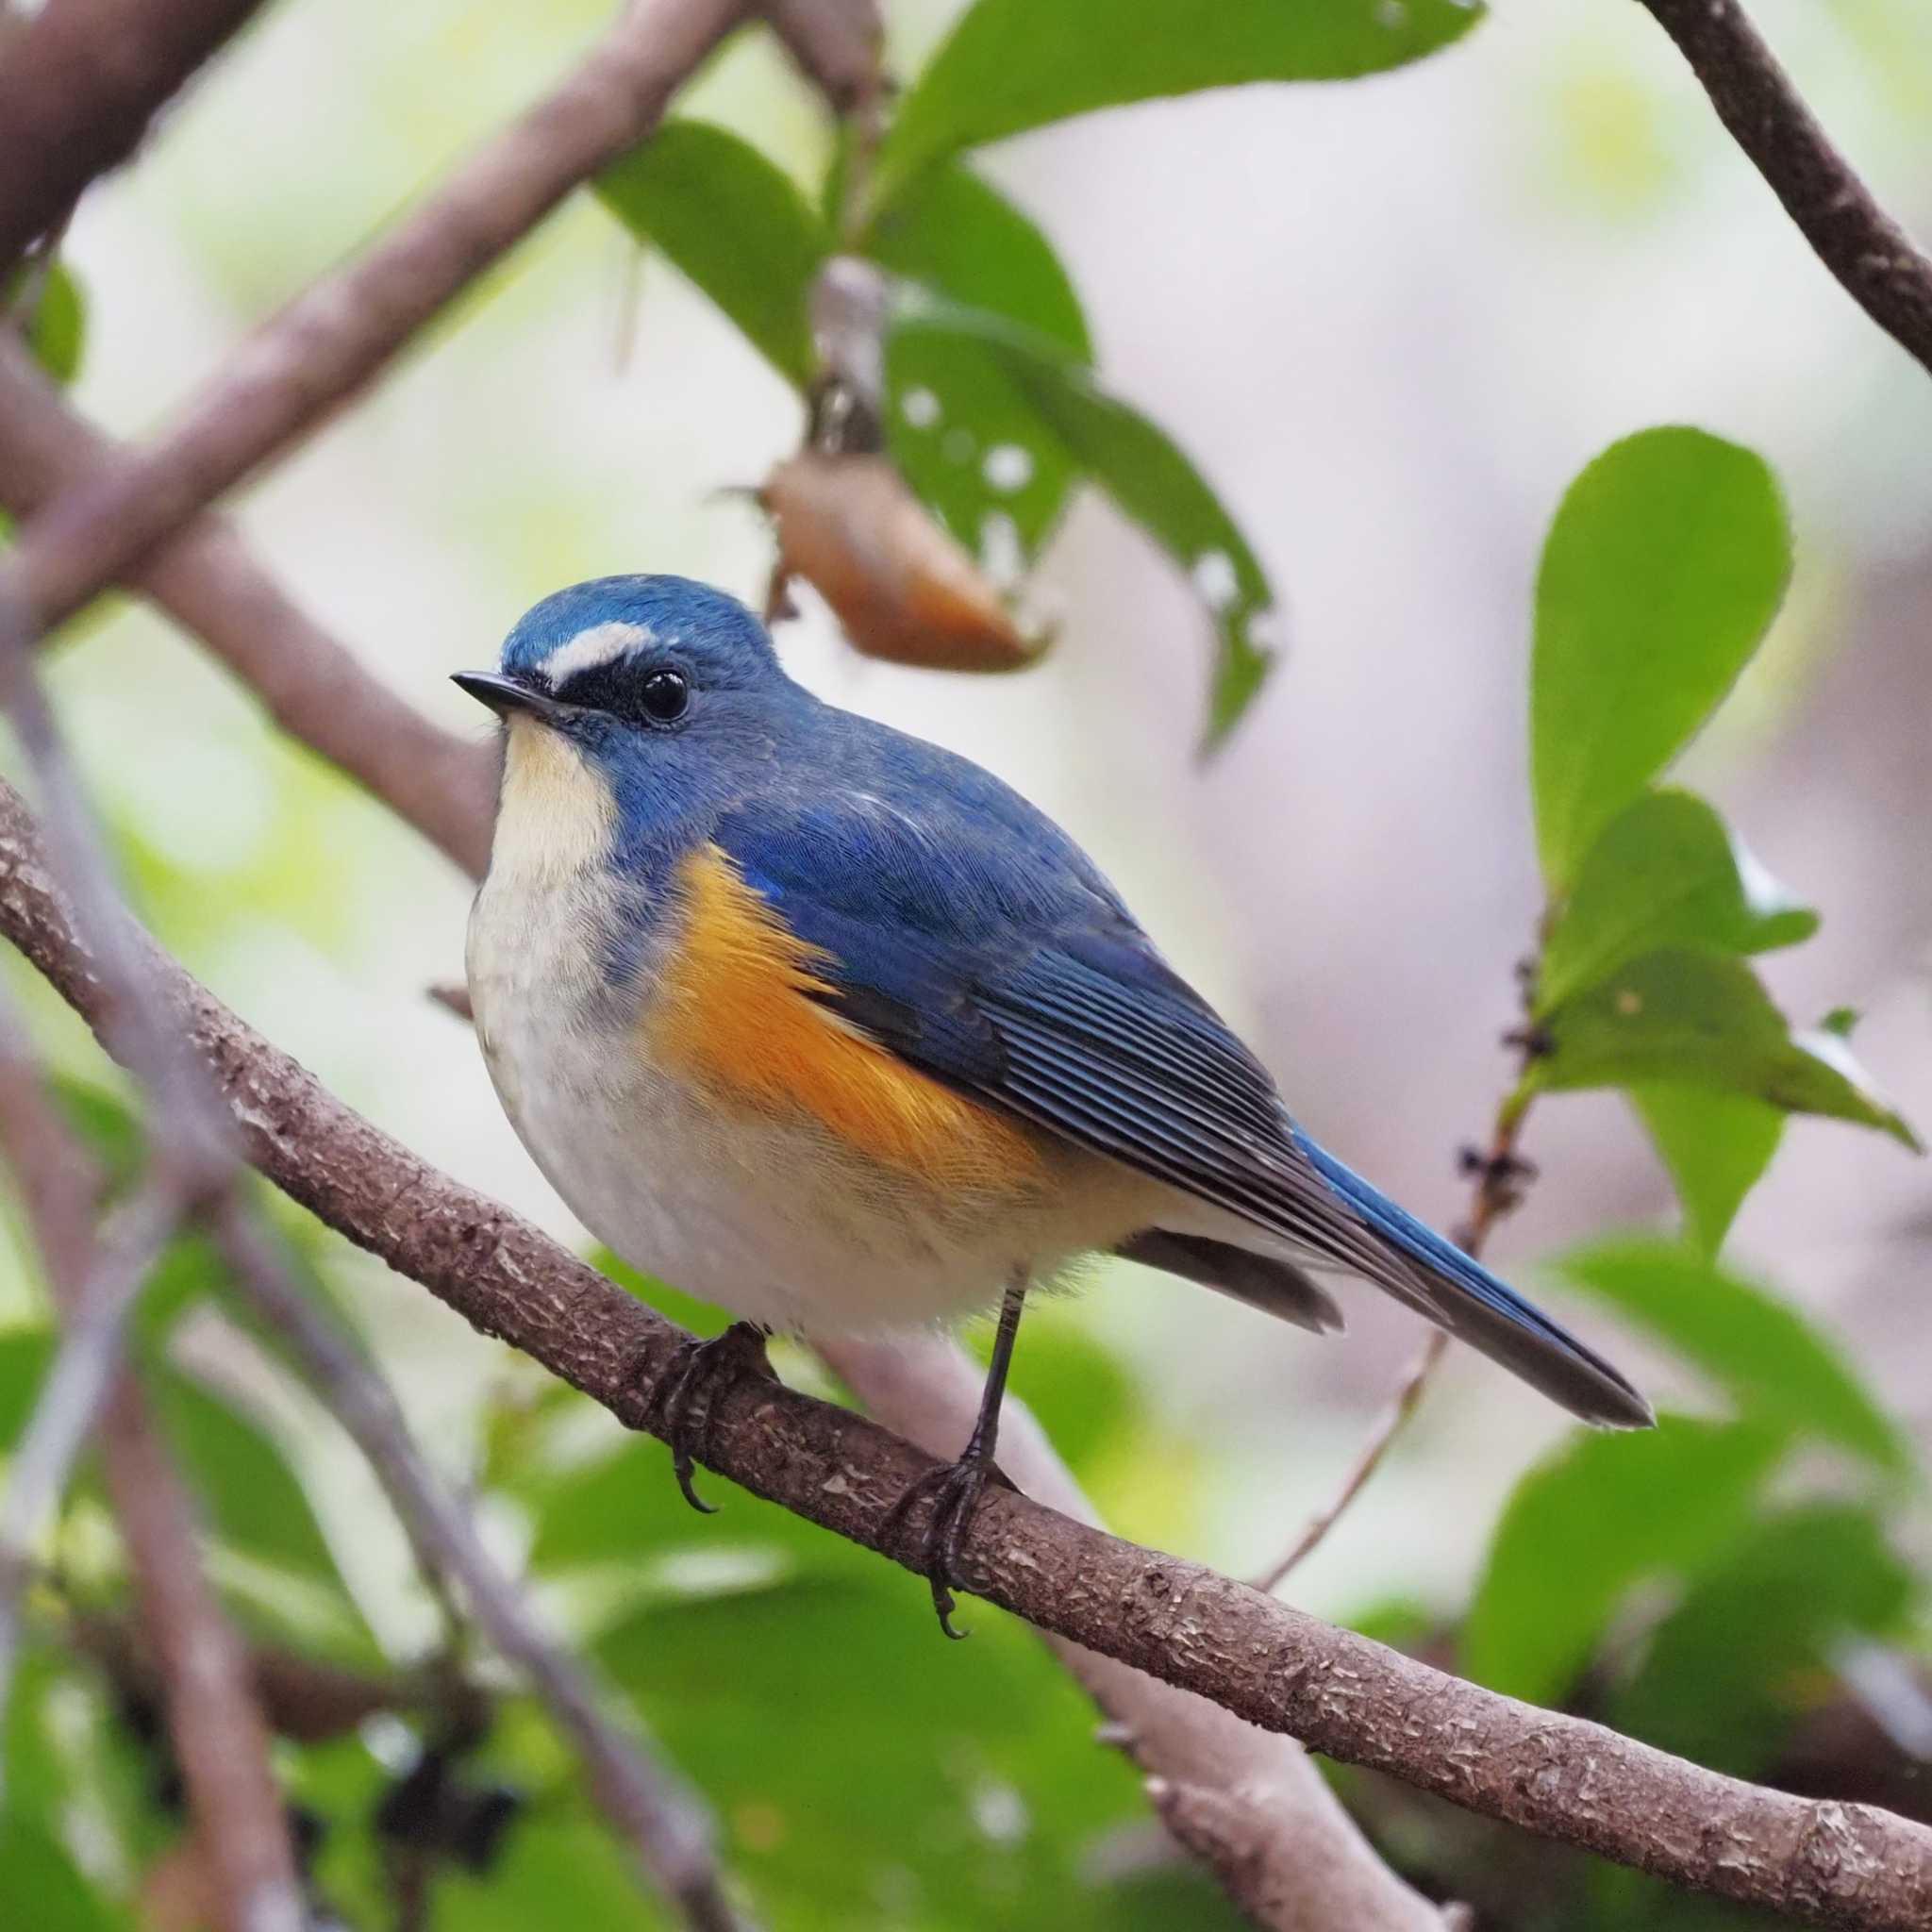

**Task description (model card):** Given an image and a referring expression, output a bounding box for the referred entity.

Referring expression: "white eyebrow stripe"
[541,620,654,684]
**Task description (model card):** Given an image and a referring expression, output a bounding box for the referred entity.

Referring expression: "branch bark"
[0,0,748,641]
[3,781,1927,1929]
[1639,0,1932,379]
[0,0,266,275]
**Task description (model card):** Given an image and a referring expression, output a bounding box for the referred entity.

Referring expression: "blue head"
[456,575,814,873]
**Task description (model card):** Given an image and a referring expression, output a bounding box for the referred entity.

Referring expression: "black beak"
[452,670,566,722]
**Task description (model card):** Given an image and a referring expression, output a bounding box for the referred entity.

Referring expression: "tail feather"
[1299,1141,1653,1429]
[1116,1230,1343,1335]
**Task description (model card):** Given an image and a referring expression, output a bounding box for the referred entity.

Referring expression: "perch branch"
[4,780,1928,1930]
[1638,0,1932,380]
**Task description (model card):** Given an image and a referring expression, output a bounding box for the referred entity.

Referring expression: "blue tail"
[1302,1141,1653,1429]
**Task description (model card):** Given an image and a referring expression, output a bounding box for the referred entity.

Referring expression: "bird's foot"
[645,1321,771,1513]
[883,1444,1015,1640]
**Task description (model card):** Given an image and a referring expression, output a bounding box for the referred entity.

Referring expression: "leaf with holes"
[875,0,1484,200]
[1534,949,1920,1149]
[1531,429,1790,890]
[597,121,828,390]
[1537,789,1816,1014]
[887,302,1277,743]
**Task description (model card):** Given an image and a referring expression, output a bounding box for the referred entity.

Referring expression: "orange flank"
[648,844,1041,1192]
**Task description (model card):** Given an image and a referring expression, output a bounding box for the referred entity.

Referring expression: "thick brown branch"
[0,0,265,274]
[0,0,748,641]
[0,338,493,876]
[3,781,1927,1929]
[1640,0,1932,379]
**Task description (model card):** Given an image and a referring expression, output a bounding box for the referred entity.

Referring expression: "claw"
[644,1322,770,1513]
[884,1451,1002,1639]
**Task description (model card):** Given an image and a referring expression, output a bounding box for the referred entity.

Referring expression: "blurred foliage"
[3,3,1930,1931]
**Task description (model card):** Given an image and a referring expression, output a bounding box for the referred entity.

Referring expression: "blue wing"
[710,758,1649,1428]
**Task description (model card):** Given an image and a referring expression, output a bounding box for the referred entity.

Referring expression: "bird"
[456,574,1652,1633]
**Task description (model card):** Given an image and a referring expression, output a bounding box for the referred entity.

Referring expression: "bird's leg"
[646,1320,772,1513]
[885,1269,1029,1639]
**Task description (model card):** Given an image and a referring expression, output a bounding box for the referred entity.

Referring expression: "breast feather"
[646,844,1039,1194]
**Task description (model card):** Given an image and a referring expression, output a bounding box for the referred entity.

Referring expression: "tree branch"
[1639,0,1932,379]
[3,781,1927,1928]
[0,0,266,275]
[816,1334,1448,1932]
[0,0,749,642]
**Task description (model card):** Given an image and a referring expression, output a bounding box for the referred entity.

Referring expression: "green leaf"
[599,1572,1158,1929]
[596,122,828,390]
[876,0,1483,200]
[1628,1083,1783,1257]
[1613,1505,1915,1777]
[0,1818,119,1932]
[1531,428,1790,889]
[1533,948,1921,1149]
[864,163,1091,358]
[154,1371,343,1583]
[887,303,1277,742]
[1463,1416,1784,1704]
[1550,1239,1911,1475]
[1538,790,1817,1013]
[8,260,88,387]
[0,1326,57,1447]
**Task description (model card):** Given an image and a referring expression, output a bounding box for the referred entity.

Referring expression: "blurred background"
[7,0,1931,1924]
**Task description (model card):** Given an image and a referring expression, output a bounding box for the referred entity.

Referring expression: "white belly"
[466,858,1156,1335]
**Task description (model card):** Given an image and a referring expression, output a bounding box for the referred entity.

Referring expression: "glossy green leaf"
[1538,790,1816,1013]
[876,0,1483,200]
[864,163,1091,358]
[887,303,1277,742]
[155,1371,342,1583]
[1628,1084,1783,1257]
[1531,429,1790,889]
[0,1819,118,1932]
[1463,1416,1783,1704]
[597,122,828,390]
[1550,1239,1911,1474]
[1613,1505,1915,1777]
[1534,949,1921,1149]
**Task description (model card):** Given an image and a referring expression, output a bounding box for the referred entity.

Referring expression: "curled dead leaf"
[761,451,1039,673]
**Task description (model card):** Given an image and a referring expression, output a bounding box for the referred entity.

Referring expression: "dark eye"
[638,668,690,724]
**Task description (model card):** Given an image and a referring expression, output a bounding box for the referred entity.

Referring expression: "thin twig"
[0,0,749,643]
[212,1204,751,1932]
[1638,0,1932,380]
[3,783,1926,1929]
